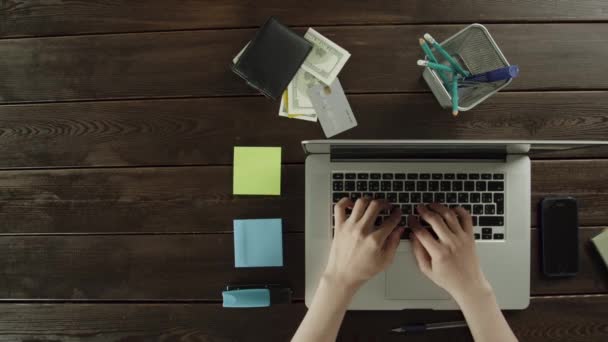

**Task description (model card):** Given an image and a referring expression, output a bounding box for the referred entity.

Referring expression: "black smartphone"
[540,197,579,277]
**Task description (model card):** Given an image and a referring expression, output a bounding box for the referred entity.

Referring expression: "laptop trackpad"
[385,251,451,300]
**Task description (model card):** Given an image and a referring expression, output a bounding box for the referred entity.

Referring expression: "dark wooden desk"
[1,1,607,341]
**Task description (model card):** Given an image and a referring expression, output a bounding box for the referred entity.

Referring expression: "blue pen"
[391,320,467,333]
[464,65,519,82]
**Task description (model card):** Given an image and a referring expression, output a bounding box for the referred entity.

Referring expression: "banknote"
[287,69,319,115]
[301,28,351,85]
[279,91,317,122]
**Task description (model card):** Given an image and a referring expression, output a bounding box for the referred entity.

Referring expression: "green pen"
[424,33,470,77]
[451,76,459,116]
[419,38,449,84]
[417,59,454,73]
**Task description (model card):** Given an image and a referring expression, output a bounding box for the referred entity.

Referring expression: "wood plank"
[0,296,606,341]
[1,92,608,168]
[0,228,605,300]
[0,160,606,234]
[2,1,608,38]
[2,24,608,103]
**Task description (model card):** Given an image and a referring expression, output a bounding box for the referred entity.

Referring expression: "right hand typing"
[410,203,493,301]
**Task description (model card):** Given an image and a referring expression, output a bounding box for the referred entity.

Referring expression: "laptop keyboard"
[331,172,505,240]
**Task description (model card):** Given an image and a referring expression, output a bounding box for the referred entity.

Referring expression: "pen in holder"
[421,24,513,113]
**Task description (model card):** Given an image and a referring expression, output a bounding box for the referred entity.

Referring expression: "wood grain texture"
[2,24,608,103]
[0,296,606,341]
[1,92,607,168]
[0,228,605,300]
[2,0,608,38]
[0,160,606,234]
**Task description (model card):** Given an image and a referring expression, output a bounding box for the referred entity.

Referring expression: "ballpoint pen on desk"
[419,38,449,85]
[391,320,468,334]
[423,33,470,77]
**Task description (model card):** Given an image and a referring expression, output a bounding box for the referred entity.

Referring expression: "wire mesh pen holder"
[422,24,512,112]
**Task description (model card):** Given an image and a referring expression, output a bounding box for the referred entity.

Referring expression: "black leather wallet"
[231,17,312,100]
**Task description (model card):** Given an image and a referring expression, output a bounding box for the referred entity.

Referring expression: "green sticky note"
[233,147,281,195]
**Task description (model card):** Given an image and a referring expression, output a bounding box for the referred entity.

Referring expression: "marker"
[222,285,292,308]
[451,76,459,116]
[424,33,470,77]
[417,59,454,73]
[464,65,519,82]
[391,320,468,333]
[419,38,449,84]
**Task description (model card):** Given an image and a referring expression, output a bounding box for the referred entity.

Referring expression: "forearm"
[291,275,357,342]
[454,288,518,342]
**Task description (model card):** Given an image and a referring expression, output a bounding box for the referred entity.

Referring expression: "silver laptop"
[304,140,607,310]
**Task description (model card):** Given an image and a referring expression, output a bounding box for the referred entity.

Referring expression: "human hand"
[410,203,492,302]
[323,197,405,291]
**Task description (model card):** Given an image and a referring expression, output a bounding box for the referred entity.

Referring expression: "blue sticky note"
[234,219,283,267]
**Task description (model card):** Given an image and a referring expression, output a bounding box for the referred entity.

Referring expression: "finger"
[410,216,443,258]
[428,203,462,233]
[361,199,390,226]
[411,234,432,276]
[382,227,404,266]
[350,197,371,222]
[373,206,402,241]
[417,204,455,243]
[453,207,474,236]
[333,197,353,226]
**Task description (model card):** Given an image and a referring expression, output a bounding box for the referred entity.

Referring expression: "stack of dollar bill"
[279,28,351,122]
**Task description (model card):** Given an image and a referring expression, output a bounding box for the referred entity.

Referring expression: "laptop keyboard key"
[387,192,397,203]
[473,205,484,214]
[482,227,492,234]
[371,173,381,179]
[485,205,495,215]
[482,234,492,240]
[470,193,480,203]
[488,181,504,191]
[481,173,492,179]
[333,181,343,191]
[444,173,455,180]
[447,192,457,203]
[493,174,504,180]
[434,192,445,203]
[333,173,344,179]
[407,173,418,180]
[493,233,504,239]
[476,181,486,191]
[457,173,468,180]
[401,204,412,214]
[333,192,348,203]
[464,181,475,191]
[345,181,355,191]
[417,181,427,191]
[399,193,409,203]
[346,173,356,179]
[440,181,451,191]
[432,173,443,180]
[411,192,421,203]
[369,181,379,191]
[462,204,472,212]
[382,173,393,180]
[358,173,369,179]
[458,193,469,203]
[395,173,406,179]
[429,181,439,191]
[404,181,415,191]
[374,193,385,200]
[452,181,463,191]
[474,233,480,240]
[420,173,431,180]
[350,192,362,201]
[469,174,480,180]
[479,216,504,226]
[356,181,367,191]
[393,181,403,191]
[423,193,434,203]
[497,202,504,215]
[381,181,391,191]
[482,193,493,203]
